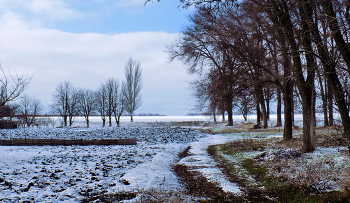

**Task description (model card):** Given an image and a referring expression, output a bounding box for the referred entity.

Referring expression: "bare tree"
[17,95,42,127]
[95,78,126,127]
[124,58,142,122]
[77,88,96,127]
[0,65,32,107]
[51,81,77,127]
[148,0,350,152]
[102,78,119,126]
[114,82,126,126]
[95,84,108,127]
[68,89,79,126]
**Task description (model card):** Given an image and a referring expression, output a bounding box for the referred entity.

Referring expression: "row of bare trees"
[51,58,142,127]
[158,0,350,152]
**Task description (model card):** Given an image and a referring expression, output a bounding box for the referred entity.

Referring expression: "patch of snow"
[0,126,202,202]
[179,134,244,195]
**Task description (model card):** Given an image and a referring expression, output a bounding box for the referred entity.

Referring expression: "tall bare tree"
[77,88,96,128]
[95,84,108,127]
[149,0,350,152]
[124,58,142,122]
[51,81,77,127]
[96,78,122,126]
[105,78,119,126]
[114,82,126,126]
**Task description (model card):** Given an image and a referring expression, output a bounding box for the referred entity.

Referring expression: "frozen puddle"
[179,134,244,194]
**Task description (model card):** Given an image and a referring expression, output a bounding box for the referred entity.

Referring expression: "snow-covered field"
[0,121,205,202]
[0,115,345,202]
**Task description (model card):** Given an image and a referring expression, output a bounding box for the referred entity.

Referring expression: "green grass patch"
[217,139,266,156]
[208,141,350,203]
[199,126,284,136]
[171,121,206,126]
[199,127,248,134]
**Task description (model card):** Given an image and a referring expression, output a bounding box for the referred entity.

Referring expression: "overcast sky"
[0,0,197,116]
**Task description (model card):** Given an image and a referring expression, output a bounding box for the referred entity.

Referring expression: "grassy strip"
[199,128,247,134]
[173,146,244,202]
[208,141,350,203]
[200,126,284,135]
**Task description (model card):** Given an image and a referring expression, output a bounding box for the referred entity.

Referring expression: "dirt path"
[178,131,283,196]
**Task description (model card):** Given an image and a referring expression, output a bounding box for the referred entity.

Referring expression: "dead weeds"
[203,126,350,202]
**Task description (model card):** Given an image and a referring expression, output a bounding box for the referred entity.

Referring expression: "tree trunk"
[109,116,112,126]
[69,115,73,127]
[86,117,90,128]
[268,2,292,136]
[116,118,120,127]
[327,80,334,126]
[283,79,293,141]
[264,89,270,121]
[276,85,282,127]
[301,88,316,152]
[269,0,316,152]
[102,118,106,127]
[221,110,225,122]
[63,115,68,127]
[260,101,268,129]
[226,101,233,126]
[130,114,134,122]
[212,110,216,122]
[317,69,328,127]
[256,102,261,128]
[257,85,268,128]
[282,44,293,141]
[298,0,317,152]
[243,112,247,122]
[266,99,270,121]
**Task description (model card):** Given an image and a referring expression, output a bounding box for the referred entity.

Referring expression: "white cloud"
[28,0,82,20]
[0,0,83,28]
[0,0,196,115]
[0,21,195,115]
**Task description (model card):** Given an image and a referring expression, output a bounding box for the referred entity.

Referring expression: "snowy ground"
[0,123,204,202]
[0,115,346,202]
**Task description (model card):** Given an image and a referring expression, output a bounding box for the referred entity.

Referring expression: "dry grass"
[83,126,350,202]
[178,146,192,159]
[204,126,350,202]
[82,190,198,203]
[81,192,137,202]
[172,164,244,202]
[199,127,248,134]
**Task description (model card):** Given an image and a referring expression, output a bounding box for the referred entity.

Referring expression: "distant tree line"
[136,113,164,116]
[154,0,350,153]
[0,58,143,128]
[51,58,143,127]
